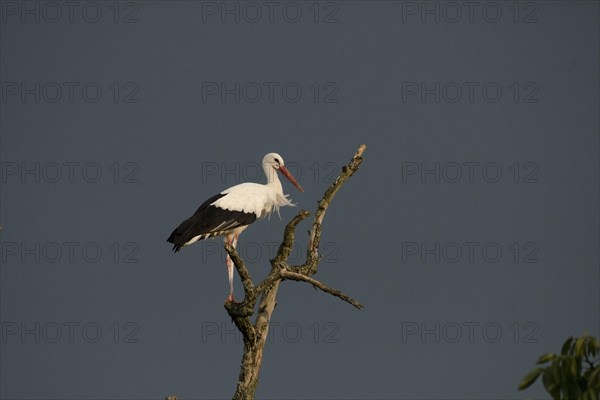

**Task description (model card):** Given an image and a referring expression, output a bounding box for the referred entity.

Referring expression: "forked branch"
[279,268,364,309]
[224,144,367,400]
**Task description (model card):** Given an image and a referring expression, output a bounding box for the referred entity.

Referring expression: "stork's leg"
[225,234,235,302]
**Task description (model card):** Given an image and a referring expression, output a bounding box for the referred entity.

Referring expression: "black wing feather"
[166,192,257,252]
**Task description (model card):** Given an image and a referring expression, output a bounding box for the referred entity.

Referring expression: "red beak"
[278,165,304,192]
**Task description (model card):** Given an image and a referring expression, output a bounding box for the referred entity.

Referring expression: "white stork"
[167,152,304,302]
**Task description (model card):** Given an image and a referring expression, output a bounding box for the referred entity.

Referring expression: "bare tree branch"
[223,245,258,345]
[299,144,366,275]
[225,243,255,294]
[279,268,364,310]
[182,144,367,400]
[233,144,366,399]
[274,210,311,263]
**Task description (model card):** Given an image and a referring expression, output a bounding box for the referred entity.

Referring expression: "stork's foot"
[226,294,236,303]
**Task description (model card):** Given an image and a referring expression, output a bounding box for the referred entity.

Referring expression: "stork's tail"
[167,230,184,252]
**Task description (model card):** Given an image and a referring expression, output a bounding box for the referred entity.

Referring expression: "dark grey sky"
[1,1,598,399]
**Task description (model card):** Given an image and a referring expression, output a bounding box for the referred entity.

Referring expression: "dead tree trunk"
[175,144,366,400]
[232,280,280,399]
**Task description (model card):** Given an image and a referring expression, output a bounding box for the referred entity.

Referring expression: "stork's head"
[263,152,304,192]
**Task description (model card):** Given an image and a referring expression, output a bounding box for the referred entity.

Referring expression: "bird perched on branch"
[167,153,304,302]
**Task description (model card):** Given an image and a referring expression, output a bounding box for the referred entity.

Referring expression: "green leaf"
[588,367,600,388]
[567,357,580,378]
[591,337,600,353]
[587,388,600,399]
[554,356,568,378]
[584,368,593,381]
[576,337,586,357]
[520,335,600,399]
[537,353,557,365]
[582,389,594,400]
[588,387,600,400]
[564,380,582,399]
[562,336,575,355]
[543,367,561,400]
[586,336,600,358]
[519,367,543,390]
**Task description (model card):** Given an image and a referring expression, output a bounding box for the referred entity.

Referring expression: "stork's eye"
[274,158,280,165]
